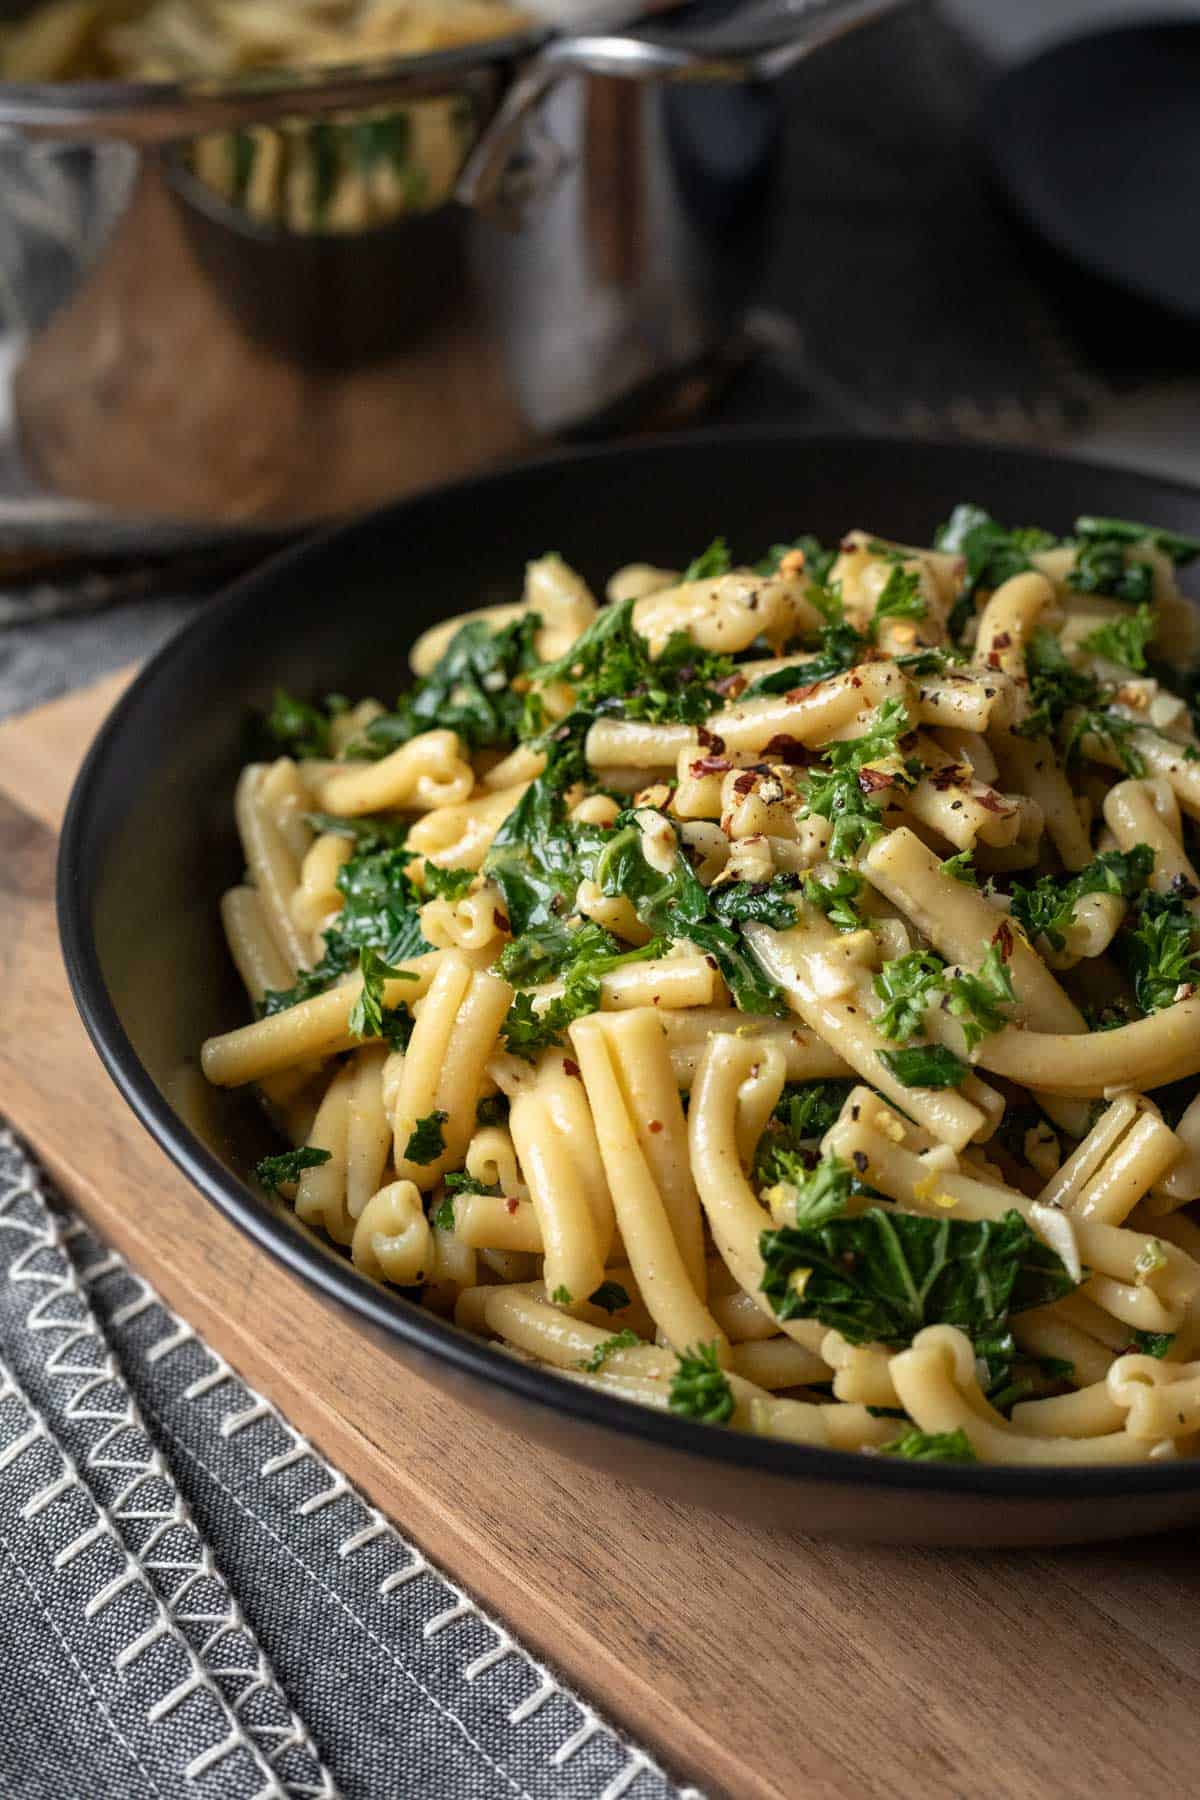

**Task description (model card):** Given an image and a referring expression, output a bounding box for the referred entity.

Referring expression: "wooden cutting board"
[4,670,1200,1800]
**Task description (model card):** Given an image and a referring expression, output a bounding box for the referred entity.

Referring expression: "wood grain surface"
[4,676,1200,1800]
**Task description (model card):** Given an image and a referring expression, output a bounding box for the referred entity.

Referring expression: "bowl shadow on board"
[57,429,1200,1546]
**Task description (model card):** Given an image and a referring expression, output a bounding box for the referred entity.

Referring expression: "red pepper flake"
[697,725,726,752]
[732,770,758,798]
[858,767,895,794]
[763,734,809,766]
[505,1196,520,1215]
[976,789,1010,814]
[852,1150,868,1173]
[992,917,1015,961]
[929,763,966,790]
[986,650,1003,670]
[494,909,511,932]
[562,1057,581,1079]
[690,755,732,776]
[784,679,824,704]
[850,674,863,689]
[715,672,747,699]
[991,631,1012,650]
[648,1119,663,1134]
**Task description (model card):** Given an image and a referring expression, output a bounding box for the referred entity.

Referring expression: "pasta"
[0,0,527,234]
[205,506,1200,1466]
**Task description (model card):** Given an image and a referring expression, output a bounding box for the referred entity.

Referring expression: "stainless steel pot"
[0,0,904,529]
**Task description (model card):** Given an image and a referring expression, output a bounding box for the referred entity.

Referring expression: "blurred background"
[1,0,1198,711]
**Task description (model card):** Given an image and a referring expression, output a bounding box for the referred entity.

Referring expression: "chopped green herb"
[303,811,408,849]
[945,942,1015,1052]
[533,597,734,727]
[1020,628,1146,776]
[432,1195,456,1231]
[1009,844,1154,951]
[874,951,943,1042]
[871,563,926,635]
[1120,889,1200,1012]
[877,1044,970,1089]
[752,1081,856,1190]
[589,1281,631,1314]
[260,842,430,1016]
[682,536,732,583]
[404,1110,449,1165]
[935,505,1056,641]
[754,534,837,585]
[252,1146,331,1194]
[348,946,417,1041]
[941,850,978,886]
[422,865,476,901]
[1074,514,1200,566]
[668,1344,734,1424]
[1131,1330,1175,1358]
[798,698,915,861]
[262,688,344,760]
[764,1151,853,1228]
[802,869,863,932]
[1080,603,1156,671]
[551,1284,574,1306]
[476,1094,509,1128]
[880,1426,977,1463]
[579,1329,641,1372]
[362,612,542,756]
[1068,538,1155,606]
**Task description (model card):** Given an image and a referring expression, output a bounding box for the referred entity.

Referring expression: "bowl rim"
[56,424,1200,1504]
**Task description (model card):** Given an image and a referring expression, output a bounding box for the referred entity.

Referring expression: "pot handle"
[457,0,908,221]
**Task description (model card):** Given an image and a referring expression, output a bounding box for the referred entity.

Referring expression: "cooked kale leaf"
[760,1200,1077,1347]
[362,612,542,755]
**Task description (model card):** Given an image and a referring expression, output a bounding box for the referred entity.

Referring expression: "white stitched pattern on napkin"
[0,1127,702,1800]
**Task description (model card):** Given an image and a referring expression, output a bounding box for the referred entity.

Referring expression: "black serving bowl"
[58,430,1200,1544]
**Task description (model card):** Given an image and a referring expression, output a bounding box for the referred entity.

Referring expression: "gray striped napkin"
[0,1126,698,1800]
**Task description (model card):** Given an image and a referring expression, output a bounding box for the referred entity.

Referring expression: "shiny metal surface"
[1,0,907,530]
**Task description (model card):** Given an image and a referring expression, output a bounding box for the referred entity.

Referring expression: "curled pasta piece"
[294,1061,356,1247]
[824,1104,1200,1308]
[1104,777,1200,906]
[311,729,474,816]
[509,1086,609,1309]
[1108,1354,1200,1439]
[392,954,512,1189]
[971,999,1200,1097]
[570,1014,722,1353]
[890,1327,1155,1464]
[407,782,531,870]
[291,831,352,937]
[201,948,475,1086]
[221,886,293,1006]
[345,1047,392,1222]
[234,764,310,975]
[708,661,912,759]
[419,880,509,954]
[742,923,987,1151]
[351,1180,432,1285]
[633,569,820,657]
[687,1034,829,1357]
[974,570,1056,689]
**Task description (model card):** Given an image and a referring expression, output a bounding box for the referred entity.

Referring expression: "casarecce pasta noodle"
[0,0,528,234]
[204,505,1200,1466]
